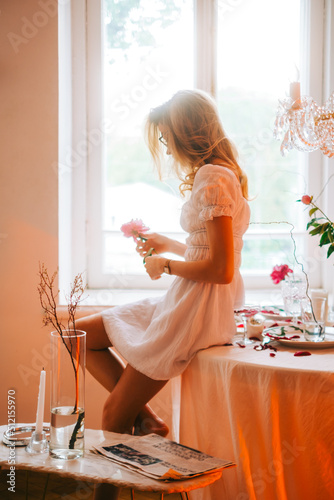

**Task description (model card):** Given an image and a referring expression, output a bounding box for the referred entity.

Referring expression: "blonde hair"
[145,89,248,198]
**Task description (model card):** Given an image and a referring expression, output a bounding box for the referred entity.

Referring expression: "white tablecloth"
[179,336,334,500]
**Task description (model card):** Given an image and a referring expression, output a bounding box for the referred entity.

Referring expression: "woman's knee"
[76,313,111,350]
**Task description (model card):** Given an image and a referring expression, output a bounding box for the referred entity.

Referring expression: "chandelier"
[274,82,334,158]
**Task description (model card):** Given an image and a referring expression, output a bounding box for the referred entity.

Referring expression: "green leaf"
[309,224,325,236]
[309,207,318,216]
[306,218,320,229]
[328,231,334,243]
[327,244,334,258]
[320,231,330,246]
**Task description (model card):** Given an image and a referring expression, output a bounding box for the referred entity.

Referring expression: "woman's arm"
[137,233,187,258]
[144,215,234,284]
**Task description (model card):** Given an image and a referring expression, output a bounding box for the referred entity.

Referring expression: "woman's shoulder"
[194,163,238,187]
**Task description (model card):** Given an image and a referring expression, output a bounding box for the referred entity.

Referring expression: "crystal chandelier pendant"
[274,85,334,158]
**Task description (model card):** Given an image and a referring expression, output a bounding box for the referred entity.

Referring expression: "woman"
[77,89,250,499]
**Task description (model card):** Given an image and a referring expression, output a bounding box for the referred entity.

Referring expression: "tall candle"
[35,369,46,435]
[290,82,301,103]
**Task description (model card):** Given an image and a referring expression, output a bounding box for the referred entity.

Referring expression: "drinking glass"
[235,306,260,346]
[301,297,327,342]
[281,277,306,324]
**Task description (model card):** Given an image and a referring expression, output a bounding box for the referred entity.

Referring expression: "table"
[0,427,222,499]
[178,335,334,500]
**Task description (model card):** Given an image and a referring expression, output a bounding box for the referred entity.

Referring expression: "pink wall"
[0,0,180,443]
[0,1,111,430]
[0,0,59,426]
[0,0,173,435]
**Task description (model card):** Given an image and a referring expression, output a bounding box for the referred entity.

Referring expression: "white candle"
[290,81,301,102]
[35,369,46,435]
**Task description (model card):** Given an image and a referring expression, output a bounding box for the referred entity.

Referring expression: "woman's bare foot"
[134,408,169,437]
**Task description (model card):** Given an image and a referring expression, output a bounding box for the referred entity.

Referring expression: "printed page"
[93,433,235,480]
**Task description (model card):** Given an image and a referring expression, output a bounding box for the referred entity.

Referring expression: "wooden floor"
[0,469,183,499]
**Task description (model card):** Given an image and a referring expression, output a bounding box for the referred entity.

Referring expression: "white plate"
[262,325,334,349]
[260,307,293,321]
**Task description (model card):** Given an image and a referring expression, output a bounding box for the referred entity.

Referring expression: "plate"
[260,306,293,321]
[262,325,334,349]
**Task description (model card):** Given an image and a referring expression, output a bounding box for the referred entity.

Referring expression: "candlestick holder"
[26,429,49,454]
[2,425,50,448]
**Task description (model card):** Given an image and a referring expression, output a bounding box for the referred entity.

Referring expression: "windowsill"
[58,289,167,319]
[81,288,167,306]
[69,287,285,308]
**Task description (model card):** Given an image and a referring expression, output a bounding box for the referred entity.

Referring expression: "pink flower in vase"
[270,264,293,284]
[120,219,150,242]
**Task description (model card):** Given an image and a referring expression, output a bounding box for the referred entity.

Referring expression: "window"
[89,0,194,290]
[216,0,308,282]
[60,0,329,297]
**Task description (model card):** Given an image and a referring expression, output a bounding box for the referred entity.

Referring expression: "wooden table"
[0,426,223,499]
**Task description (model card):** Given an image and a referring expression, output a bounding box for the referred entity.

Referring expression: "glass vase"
[281,277,306,324]
[50,330,86,459]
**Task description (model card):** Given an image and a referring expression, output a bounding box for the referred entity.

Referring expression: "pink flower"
[301,195,313,205]
[120,219,150,242]
[270,264,293,284]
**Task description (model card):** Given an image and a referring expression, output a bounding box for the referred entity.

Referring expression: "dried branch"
[66,272,86,334]
[37,263,65,335]
[38,263,86,436]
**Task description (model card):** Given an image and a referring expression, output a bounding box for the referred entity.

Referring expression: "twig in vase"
[250,220,317,323]
[37,263,86,448]
[65,273,86,413]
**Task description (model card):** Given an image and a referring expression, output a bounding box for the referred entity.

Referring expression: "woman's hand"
[136,232,171,258]
[144,255,165,280]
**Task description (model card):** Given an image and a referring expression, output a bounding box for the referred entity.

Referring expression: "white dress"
[102,164,250,380]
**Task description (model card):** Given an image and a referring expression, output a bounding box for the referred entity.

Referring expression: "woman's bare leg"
[76,313,169,435]
[76,314,169,500]
[101,364,168,433]
[93,366,168,500]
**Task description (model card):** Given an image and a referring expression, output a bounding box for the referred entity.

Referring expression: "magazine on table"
[93,432,235,481]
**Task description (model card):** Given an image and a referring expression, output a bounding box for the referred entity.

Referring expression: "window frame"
[59,0,332,299]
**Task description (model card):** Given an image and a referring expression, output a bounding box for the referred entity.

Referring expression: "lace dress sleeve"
[193,165,238,222]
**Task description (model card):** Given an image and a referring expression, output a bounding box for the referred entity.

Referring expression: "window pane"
[217,0,303,274]
[102,0,193,277]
